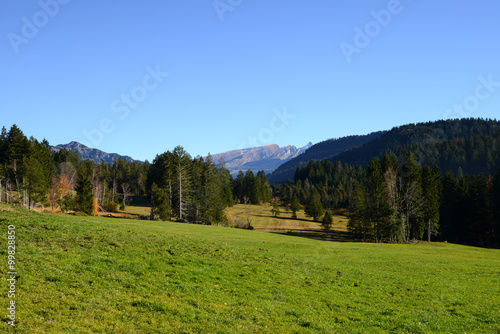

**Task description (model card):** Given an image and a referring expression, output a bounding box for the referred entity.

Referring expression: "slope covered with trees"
[330,118,500,176]
[276,119,500,248]
[267,132,384,184]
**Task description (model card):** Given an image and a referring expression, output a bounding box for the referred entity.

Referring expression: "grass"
[0,203,499,333]
[227,204,352,241]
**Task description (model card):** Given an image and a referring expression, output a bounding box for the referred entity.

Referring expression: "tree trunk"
[427,219,431,242]
[168,179,172,221]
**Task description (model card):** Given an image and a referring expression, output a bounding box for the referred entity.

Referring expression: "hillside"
[329,118,500,175]
[270,118,500,184]
[1,204,499,332]
[208,143,312,176]
[51,141,137,165]
[268,132,384,184]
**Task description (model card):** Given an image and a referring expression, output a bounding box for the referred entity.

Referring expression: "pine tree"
[290,194,301,219]
[205,156,228,225]
[321,210,333,231]
[271,198,280,217]
[421,166,442,241]
[398,151,423,241]
[364,158,388,242]
[234,171,245,203]
[305,188,324,221]
[348,183,367,241]
[257,171,272,203]
[5,125,30,206]
[244,170,260,204]
[173,146,191,221]
[76,173,93,215]
[493,169,500,247]
[439,171,459,243]
[150,182,170,221]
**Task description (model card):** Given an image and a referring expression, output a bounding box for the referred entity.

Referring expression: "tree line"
[0,125,150,214]
[0,124,274,227]
[276,151,500,248]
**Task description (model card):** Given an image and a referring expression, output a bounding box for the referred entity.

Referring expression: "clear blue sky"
[1,0,499,161]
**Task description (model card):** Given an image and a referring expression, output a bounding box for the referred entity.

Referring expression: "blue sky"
[1,1,499,161]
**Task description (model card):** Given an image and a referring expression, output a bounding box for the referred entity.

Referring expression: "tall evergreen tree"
[150,182,170,221]
[421,166,442,242]
[305,188,324,221]
[257,171,272,204]
[234,170,245,204]
[493,169,500,247]
[348,183,367,241]
[439,171,459,243]
[398,151,423,241]
[5,125,30,206]
[244,170,260,204]
[364,158,388,242]
[321,210,333,231]
[290,194,301,219]
[173,146,192,221]
[205,156,228,225]
[76,173,93,215]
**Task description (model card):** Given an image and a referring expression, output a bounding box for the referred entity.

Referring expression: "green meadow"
[1,203,499,333]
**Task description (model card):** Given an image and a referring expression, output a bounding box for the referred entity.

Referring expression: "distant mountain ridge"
[51,141,136,165]
[208,143,312,176]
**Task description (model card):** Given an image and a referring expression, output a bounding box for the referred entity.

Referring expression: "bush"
[103,201,119,213]
[233,218,254,230]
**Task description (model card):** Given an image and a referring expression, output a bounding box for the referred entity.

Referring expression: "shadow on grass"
[273,229,358,243]
[252,214,313,223]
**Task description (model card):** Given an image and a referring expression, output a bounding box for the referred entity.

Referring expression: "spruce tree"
[76,173,93,215]
[305,188,324,221]
[493,169,500,247]
[321,210,333,231]
[421,166,442,241]
[364,158,388,242]
[347,183,367,241]
[6,125,30,206]
[173,146,191,221]
[150,182,170,221]
[244,170,260,204]
[399,151,423,241]
[290,194,301,219]
[271,198,280,217]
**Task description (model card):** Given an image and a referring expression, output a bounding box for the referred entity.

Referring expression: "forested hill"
[328,118,500,177]
[268,132,385,184]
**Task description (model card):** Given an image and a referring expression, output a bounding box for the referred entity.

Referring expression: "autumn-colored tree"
[92,198,99,216]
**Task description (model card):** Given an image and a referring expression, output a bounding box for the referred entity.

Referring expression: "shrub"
[103,201,119,213]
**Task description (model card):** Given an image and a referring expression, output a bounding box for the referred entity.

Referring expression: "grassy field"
[226,204,351,241]
[1,203,499,333]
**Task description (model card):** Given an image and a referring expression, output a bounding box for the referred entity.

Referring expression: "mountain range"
[207,143,312,176]
[51,141,315,176]
[51,141,136,165]
[51,118,500,184]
